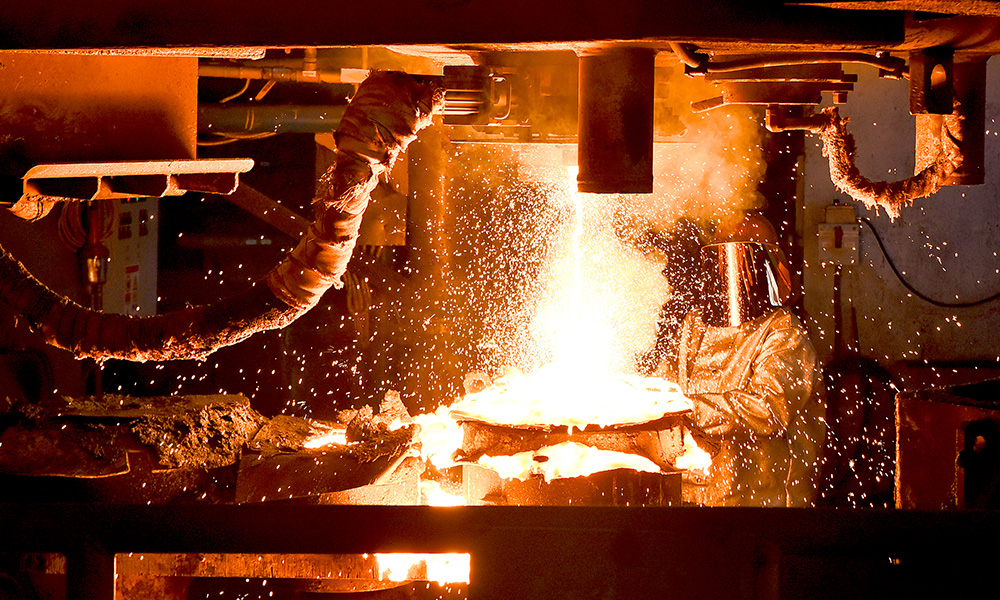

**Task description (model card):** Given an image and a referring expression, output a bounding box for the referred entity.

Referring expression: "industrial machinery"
[5,1,1000,599]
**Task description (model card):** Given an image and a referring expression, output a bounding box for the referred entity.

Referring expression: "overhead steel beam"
[17,159,255,202]
[0,1,903,51]
[2,504,1000,600]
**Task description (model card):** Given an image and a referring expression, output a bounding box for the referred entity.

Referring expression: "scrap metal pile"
[0,364,708,507]
[0,392,419,504]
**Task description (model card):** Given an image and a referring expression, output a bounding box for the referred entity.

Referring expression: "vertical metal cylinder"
[577,47,656,194]
[914,54,987,186]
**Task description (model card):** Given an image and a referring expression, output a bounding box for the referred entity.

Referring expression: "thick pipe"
[0,72,442,362]
[669,42,706,69]
[199,104,346,135]
[198,62,345,83]
[577,47,656,194]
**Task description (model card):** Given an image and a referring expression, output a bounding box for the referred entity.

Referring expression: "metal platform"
[2,504,999,599]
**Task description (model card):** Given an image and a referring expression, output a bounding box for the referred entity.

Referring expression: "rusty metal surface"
[234,449,416,504]
[246,414,336,455]
[114,553,403,599]
[42,393,252,419]
[0,393,425,505]
[0,53,197,164]
[235,397,417,504]
[130,396,265,470]
[0,450,239,504]
[0,421,133,477]
[0,394,263,477]
[116,552,381,579]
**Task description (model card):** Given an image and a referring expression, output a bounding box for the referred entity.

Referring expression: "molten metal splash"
[412,404,465,469]
[449,363,691,430]
[411,164,699,481]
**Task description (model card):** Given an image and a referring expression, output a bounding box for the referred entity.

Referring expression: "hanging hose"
[218,78,251,103]
[816,106,963,220]
[0,71,443,362]
[57,201,115,251]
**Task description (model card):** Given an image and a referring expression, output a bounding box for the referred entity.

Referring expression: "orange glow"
[302,425,348,449]
[449,363,691,430]
[412,404,465,469]
[419,479,465,506]
[375,553,470,584]
[407,162,710,488]
[675,430,712,474]
[479,441,661,481]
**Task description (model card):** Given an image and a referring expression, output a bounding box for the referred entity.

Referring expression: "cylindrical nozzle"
[577,47,656,194]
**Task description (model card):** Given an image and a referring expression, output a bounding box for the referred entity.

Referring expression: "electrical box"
[818,203,858,266]
[104,198,158,316]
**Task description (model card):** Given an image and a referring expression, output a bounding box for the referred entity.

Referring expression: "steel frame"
[2,503,999,599]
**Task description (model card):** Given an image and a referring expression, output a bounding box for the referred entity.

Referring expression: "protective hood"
[699,241,789,328]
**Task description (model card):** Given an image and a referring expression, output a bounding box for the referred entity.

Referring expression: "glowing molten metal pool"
[413,364,710,487]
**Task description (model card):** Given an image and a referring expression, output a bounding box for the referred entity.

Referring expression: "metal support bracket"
[16,158,255,203]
